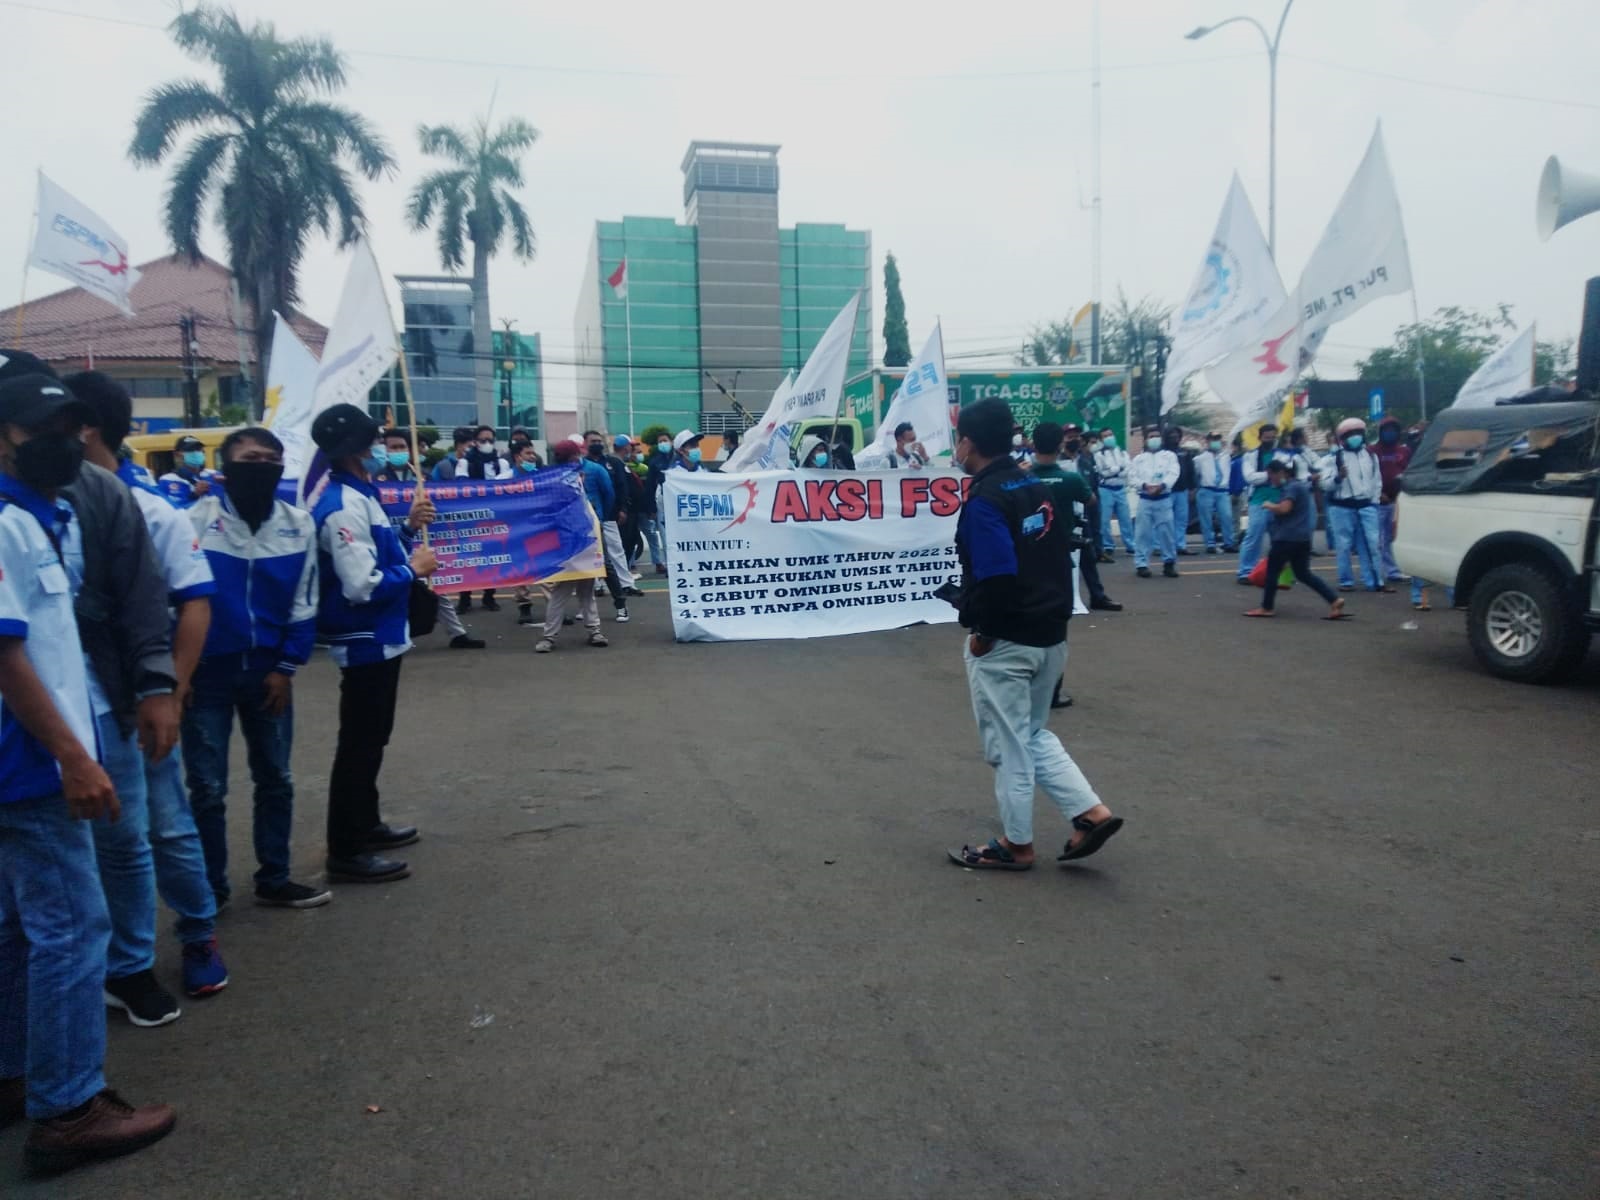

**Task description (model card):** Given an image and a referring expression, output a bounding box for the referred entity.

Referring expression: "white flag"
[1069,302,1094,362]
[312,240,397,414]
[262,314,322,478]
[1162,174,1284,414]
[1209,126,1414,419]
[857,323,951,467]
[723,292,862,472]
[1452,326,1537,409]
[28,172,140,316]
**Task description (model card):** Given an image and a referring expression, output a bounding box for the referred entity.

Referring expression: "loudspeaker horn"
[1536,155,1600,241]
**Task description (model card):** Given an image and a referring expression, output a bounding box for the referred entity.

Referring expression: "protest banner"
[663,469,1087,643]
[377,466,603,595]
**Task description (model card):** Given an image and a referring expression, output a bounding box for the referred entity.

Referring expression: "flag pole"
[625,259,635,437]
[364,239,429,547]
[1409,290,1428,422]
[15,202,36,344]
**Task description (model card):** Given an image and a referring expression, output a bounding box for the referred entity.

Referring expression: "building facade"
[575,141,872,439]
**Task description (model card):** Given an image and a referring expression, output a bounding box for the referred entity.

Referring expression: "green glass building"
[575,142,871,438]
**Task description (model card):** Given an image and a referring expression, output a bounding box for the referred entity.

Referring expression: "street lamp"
[1186,0,1296,260]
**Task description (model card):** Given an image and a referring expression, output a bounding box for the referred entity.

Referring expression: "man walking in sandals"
[945,399,1123,873]
[1245,459,1348,622]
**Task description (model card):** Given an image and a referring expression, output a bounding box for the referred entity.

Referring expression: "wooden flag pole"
[392,331,429,548]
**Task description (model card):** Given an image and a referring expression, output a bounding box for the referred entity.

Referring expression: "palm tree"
[129,5,393,411]
[406,117,539,423]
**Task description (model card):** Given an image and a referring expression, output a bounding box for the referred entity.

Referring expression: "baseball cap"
[175,434,205,452]
[0,349,59,385]
[0,373,92,430]
[1265,457,1292,474]
[673,429,702,451]
[311,403,381,458]
[613,434,631,450]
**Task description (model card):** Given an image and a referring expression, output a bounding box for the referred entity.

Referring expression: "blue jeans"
[91,712,157,980]
[183,661,297,897]
[639,515,665,567]
[1172,490,1191,549]
[145,746,216,945]
[1237,504,1272,579]
[1197,489,1235,549]
[1098,487,1134,552]
[1410,578,1456,606]
[0,794,111,1118]
[1134,495,1177,567]
[1328,505,1383,589]
[1378,502,1403,579]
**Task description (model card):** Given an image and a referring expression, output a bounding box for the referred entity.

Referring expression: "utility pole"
[500,317,518,435]
[1089,0,1103,365]
[179,314,201,427]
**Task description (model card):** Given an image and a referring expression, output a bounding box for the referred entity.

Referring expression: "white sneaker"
[534,639,554,653]
[615,608,630,623]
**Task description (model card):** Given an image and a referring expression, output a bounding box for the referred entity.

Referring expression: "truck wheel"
[1466,562,1581,684]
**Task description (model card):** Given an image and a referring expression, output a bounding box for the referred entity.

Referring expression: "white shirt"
[1093,446,1130,485]
[1194,449,1231,490]
[1128,448,1180,493]
[1319,446,1384,504]
[131,486,215,605]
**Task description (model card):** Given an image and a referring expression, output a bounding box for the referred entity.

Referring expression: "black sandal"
[948,838,1032,871]
[1058,814,1124,862]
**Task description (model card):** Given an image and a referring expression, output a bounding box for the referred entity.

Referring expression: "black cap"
[1265,457,1291,474]
[175,434,205,452]
[0,373,92,430]
[312,403,381,458]
[0,349,59,385]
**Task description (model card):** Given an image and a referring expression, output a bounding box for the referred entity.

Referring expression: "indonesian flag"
[607,258,628,300]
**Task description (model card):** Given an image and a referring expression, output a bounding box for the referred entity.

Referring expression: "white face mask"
[1012,434,1024,447]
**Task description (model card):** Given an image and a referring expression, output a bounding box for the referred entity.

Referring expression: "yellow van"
[123,427,238,479]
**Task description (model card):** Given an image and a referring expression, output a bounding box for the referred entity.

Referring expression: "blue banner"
[376,466,601,594]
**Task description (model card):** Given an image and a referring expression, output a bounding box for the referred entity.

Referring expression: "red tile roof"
[0,254,326,368]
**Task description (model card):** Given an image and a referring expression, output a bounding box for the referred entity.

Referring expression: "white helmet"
[1336,417,1367,439]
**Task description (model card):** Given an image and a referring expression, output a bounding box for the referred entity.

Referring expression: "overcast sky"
[4,0,1599,411]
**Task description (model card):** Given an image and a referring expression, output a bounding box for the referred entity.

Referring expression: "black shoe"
[1176,547,1193,556]
[325,853,410,883]
[623,586,646,598]
[482,596,501,612]
[1206,546,1219,555]
[1309,549,1325,558]
[517,604,535,626]
[254,880,333,909]
[361,823,419,851]
[562,616,575,626]
[1097,553,1114,564]
[1136,566,1152,578]
[1089,597,1123,611]
[458,596,473,612]
[449,634,486,650]
[1050,695,1074,710]
[1163,562,1180,578]
[104,970,181,1028]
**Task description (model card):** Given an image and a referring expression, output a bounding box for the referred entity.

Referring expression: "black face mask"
[1065,440,1081,454]
[586,443,604,460]
[13,433,83,490]
[222,461,285,529]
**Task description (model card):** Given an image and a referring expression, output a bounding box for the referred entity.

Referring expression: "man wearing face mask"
[946,399,1122,873]
[1009,423,1033,467]
[0,372,179,1171]
[1192,431,1237,554]
[1130,425,1181,579]
[376,431,483,649]
[310,404,439,884]
[1236,423,1286,584]
[184,427,332,911]
[797,434,834,470]
[1092,427,1134,558]
[632,438,665,576]
[157,435,218,509]
[1320,417,1389,593]
[1373,416,1411,583]
[459,427,510,613]
[586,431,639,600]
[670,430,705,472]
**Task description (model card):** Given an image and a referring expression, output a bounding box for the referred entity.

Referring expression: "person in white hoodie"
[1191,431,1236,554]
[1129,425,1182,578]
[1319,417,1390,593]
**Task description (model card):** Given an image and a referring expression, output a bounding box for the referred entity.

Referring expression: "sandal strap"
[1071,815,1099,832]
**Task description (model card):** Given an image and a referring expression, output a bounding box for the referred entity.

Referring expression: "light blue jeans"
[1134,495,1177,568]
[1378,502,1403,579]
[91,713,157,980]
[964,637,1100,846]
[1329,505,1383,589]
[1098,486,1134,552]
[144,745,217,946]
[0,793,111,1118]
[639,515,665,567]
[1196,489,1234,549]
[1237,504,1272,579]
[1172,490,1191,550]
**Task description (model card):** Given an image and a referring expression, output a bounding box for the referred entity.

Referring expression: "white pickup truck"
[1394,399,1600,683]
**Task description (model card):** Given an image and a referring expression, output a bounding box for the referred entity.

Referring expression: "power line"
[1281,51,1600,114]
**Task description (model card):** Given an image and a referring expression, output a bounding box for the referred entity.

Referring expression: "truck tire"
[1466,562,1583,684]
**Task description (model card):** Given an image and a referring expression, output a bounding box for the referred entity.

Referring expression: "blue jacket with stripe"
[312,472,415,667]
[189,493,318,675]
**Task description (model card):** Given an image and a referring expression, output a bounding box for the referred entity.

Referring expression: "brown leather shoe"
[24,1089,176,1174]
[0,1076,24,1129]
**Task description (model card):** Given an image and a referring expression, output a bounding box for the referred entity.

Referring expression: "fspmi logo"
[677,492,737,522]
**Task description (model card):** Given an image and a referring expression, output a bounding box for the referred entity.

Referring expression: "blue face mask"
[1102,436,1116,450]
[1345,434,1365,450]
[518,459,538,473]
[386,450,409,468]
[687,447,702,465]
[361,445,386,475]
[183,450,206,469]
[813,451,830,467]
[657,442,671,455]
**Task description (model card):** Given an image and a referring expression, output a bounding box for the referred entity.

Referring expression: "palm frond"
[275,101,394,178]
[417,123,473,166]
[129,80,237,163]
[486,118,539,157]
[271,35,347,95]
[406,169,471,232]
[435,187,469,271]
[163,131,235,260]
[500,192,537,262]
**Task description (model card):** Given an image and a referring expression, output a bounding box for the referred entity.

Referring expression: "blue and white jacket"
[312,472,415,667]
[158,467,220,509]
[189,492,318,675]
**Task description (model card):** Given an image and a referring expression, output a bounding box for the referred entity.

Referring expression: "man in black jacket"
[946,399,1123,873]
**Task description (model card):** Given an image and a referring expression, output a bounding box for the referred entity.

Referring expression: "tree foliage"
[639,424,673,449]
[1357,305,1572,411]
[129,5,394,411]
[882,253,911,368]
[1018,291,1180,427]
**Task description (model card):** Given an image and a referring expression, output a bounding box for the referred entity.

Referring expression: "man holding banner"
[946,399,1123,873]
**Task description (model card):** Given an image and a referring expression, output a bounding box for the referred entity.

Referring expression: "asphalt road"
[8,555,1597,1199]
